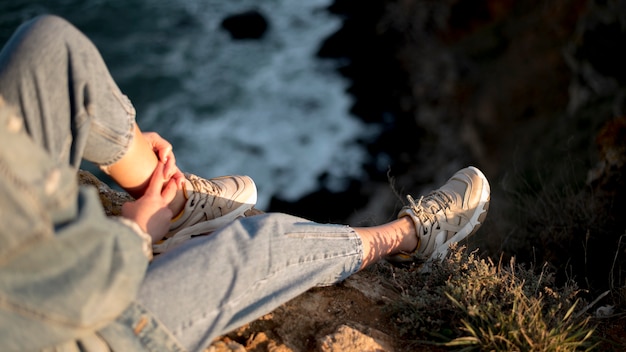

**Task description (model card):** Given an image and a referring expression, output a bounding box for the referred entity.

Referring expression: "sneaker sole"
[425,166,491,264]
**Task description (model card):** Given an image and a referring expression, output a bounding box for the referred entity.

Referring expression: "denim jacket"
[0,102,186,351]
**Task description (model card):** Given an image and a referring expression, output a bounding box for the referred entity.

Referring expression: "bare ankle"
[396,217,418,253]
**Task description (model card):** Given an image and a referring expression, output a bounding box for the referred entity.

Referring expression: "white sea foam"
[4,0,379,209]
[124,0,379,209]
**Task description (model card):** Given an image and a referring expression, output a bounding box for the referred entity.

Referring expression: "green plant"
[390,245,597,351]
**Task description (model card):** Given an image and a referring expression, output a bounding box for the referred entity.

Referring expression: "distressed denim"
[0,15,364,352]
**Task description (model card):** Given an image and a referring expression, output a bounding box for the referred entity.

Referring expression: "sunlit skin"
[104,123,188,240]
[354,217,418,269]
[105,124,182,196]
[105,123,420,264]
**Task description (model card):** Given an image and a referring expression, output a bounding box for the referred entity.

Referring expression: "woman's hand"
[121,161,178,242]
[142,131,185,188]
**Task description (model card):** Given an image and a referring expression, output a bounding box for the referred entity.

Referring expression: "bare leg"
[106,124,158,196]
[106,122,187,213]
[0,15,188,216]
[355,216,418,269]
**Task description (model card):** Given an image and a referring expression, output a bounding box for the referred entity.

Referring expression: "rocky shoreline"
[84,0,626,350]
[267,0,467,226]
[270,0,625,262]
[231,2,626,349]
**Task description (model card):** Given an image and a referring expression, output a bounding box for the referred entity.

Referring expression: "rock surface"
[221,10,269,40]
[78,0,626,349]
[78,170,133,216]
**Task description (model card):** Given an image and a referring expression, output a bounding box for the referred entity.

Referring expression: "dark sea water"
[0,0,379,209]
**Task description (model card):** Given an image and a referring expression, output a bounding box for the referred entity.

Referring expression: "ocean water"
[0,0,378,209]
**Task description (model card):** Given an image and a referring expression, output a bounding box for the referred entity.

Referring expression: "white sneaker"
[390,166,490,266]
[153,173,257,253]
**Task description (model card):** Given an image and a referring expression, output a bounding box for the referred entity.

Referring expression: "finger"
[171,171,186,189]
[144,131,173,162]
[150,134,172,160]
[157,145,173,163]
[145,162,166,196]
[165,150,176,165]
[161,177,178,204]
[163,155,179,179]
[120,201,135,217]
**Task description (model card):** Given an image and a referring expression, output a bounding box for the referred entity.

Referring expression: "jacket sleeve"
[0,98,151,351]
[0,187,151,351]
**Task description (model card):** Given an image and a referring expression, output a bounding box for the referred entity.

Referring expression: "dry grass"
[387,245,598,351]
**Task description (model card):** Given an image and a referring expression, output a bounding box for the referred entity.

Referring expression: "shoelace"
[406,191,453,235]
[186,174,220,208]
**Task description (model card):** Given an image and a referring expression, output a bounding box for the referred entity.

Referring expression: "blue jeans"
[141,215,362,351]
[0,15,363,352]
